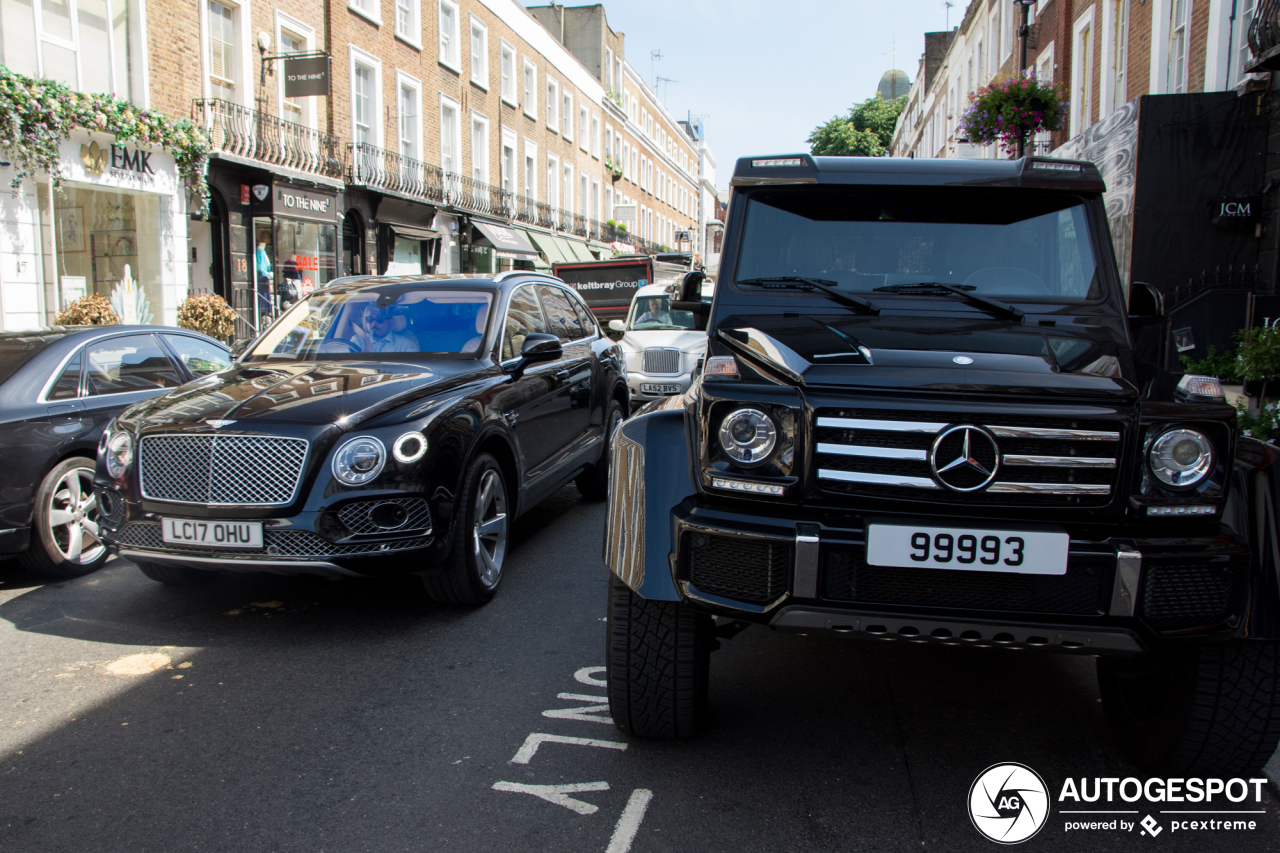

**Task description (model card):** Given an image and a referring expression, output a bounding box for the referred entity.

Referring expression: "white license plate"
[640,383,681,394]
[866,523,1068,575]
[161,518,264,549]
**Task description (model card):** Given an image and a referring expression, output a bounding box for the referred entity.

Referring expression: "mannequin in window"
[255,241,274,318]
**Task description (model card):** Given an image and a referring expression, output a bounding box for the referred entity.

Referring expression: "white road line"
[492,781,610,815]
[543,703,613,724]
[575,666,607,687]
[509,732,628,764]
[606,788,653,853]
[557,692,608,702]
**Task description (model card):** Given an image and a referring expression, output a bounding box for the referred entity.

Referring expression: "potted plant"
[959,70,1068,158]
[55,294,120,326]
[177,292,238,341]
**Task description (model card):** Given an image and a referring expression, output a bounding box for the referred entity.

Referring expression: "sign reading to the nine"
[284,55,330,97]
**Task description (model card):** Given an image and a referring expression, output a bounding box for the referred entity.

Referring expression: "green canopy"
[526,230,568,264]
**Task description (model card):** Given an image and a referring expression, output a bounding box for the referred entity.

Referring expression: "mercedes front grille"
[139,434,309,506]
[813,409,1122,507]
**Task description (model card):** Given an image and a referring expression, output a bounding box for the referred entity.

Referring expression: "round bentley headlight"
[1149,428,1213,488]
[392,431,428,463]
[332,436,386,485]
[718,408,777,466]
[105,430,133,479]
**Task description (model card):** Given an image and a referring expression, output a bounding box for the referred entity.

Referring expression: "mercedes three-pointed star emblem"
[930,425,1000,492]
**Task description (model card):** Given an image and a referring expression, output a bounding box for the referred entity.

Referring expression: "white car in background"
[608,282,713,404]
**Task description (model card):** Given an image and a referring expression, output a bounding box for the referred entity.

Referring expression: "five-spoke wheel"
[22,457,109,578]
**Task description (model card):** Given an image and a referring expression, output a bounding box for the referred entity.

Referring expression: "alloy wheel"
[47,466,104,565]
[472,468,508,588]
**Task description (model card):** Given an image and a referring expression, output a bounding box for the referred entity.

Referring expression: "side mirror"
[608,319,626,333]
[672,271,711,330]
[679,271,706,303]
[230,338,254,359]
[1128,281,1165,318]
[520,333,562,361]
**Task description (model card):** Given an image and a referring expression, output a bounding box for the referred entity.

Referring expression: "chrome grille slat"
[140,434,309,506]
[641,348,682,375]
[813,409,1122,505]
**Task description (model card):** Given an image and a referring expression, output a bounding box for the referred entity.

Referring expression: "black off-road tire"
[19,457,109,579]
[606,572,712,738]
[1098,639,1280,775]
[135,560,219,586]
[577,398,624,501]
[422,453,507,606]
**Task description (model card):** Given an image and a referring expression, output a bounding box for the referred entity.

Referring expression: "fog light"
[1146,505,1217,516]
[711,476,785,496]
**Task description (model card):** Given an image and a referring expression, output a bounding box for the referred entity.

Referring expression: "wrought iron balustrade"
[194,99,344,179]
[1249,2,1280,72]
[347,143,445,203]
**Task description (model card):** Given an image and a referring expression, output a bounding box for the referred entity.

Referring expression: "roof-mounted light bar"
[752,158,806,168]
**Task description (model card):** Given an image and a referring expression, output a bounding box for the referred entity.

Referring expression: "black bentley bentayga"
[95,273,627,604]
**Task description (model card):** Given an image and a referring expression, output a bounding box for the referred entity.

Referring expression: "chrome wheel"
[472,468,508,588]
[47,466,104,565]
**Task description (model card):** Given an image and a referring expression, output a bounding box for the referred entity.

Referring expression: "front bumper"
[662,496,1248,651]
[96,487,439,577]
[626,370,693,403]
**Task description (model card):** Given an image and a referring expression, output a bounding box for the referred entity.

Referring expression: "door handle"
[555,369,571,380]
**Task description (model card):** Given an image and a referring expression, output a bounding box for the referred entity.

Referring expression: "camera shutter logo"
[968,763,1050,844]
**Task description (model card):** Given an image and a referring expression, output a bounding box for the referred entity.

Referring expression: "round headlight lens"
[1149,428,1213,488]
[332,436,386,485]
[105,430,133,479]
[392,431,428,464]
[717,408,777,466]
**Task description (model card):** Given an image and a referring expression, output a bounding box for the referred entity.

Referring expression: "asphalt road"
[1,485,1278,853]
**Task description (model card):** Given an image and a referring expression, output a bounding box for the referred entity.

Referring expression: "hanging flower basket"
[0,66,212,215]
[55,294,120,326]
[959,71,1068,157]
[177,293,238,340]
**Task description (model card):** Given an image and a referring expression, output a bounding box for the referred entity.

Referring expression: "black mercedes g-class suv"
[603,153,1280,775]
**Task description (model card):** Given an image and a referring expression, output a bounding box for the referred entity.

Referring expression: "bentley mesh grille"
[112,521,430,558]
[337,498,432,535]
[140,434,309,506]
[641,348,681,375]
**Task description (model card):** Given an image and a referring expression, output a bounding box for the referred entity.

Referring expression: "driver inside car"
[353,305,417,353]
[634,298,672,326]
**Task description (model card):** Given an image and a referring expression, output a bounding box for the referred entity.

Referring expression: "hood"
[129,360,489,429]
[619,329,708,353]
[714,312,1139,400]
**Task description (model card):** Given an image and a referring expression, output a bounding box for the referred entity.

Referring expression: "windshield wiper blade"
[737,277,881,315]
[874,281,1023,320]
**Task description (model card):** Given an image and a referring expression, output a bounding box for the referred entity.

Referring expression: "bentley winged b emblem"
[206,419,236,429]
[930,425,1000,492]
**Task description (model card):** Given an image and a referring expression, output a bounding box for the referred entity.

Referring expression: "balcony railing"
[347,143,446,203]
[535,201,558,231]
[194,99,345,179]
[1248,5,1280,72]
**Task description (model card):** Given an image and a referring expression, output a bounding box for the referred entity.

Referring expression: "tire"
[1098,640,1280,775]
[422,452,508,606]
[136,560,219,586]
[606,572,712,738]
[577,398,624,501]
[19,457,109,579]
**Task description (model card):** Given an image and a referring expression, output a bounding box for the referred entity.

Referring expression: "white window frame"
[471,111,490,185]
[1166,0,1190,94]
[440,94,461,175]
[1035,40,1055,85]
[590,114,600,159]
[546,76,559,131]
[579,105,588,152]
[563,162,574,214]
[201,0,252,106]
[604,125,613,160]
[501,128,517,194]
[580,171,588,216]
[348,0,381,27]
[546,153,560,207]
[1100,0,1127,118]
[523,139,538,201]
[393,0,421,49]
[469,15,488,90]
[1071,7,1095,136]
[522,58,537,118]
[438,0,460,72]
[604,46,614,91]
[396,70,423,162]
[348,45,384,148]
[592,179,601,222]
[500,39,517,105]
[274,13,315,128]
[562,90,574,141]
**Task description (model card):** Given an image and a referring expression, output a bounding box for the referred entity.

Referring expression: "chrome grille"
[337,498,432,536]
[641,348,681,375]
[813,409,1122,507]
[140,434,309,506]
[112,521,430,558]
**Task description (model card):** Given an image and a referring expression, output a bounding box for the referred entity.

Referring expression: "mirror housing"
[608,319,626,333]
[1128,281,1165,318]
[672,271,711,330]
[520,333,562,361]
[230,338,254,359]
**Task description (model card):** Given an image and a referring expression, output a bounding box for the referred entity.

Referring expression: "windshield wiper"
[873,281,1023,320]
[737,277,880,315]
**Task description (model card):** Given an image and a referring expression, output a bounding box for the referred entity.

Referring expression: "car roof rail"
[492,270,563,284]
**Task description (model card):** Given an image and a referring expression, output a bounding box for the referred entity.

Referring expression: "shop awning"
[526,230,568,264]
[388,223,438,241]
[473,221,539,256]
[563,239,596,262]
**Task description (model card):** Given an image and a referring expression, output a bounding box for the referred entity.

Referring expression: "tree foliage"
[808,95,907,157]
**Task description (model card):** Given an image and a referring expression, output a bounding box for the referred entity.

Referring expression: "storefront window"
[50,183,173,324]
[273,217,336,308]
[387,235,424,275]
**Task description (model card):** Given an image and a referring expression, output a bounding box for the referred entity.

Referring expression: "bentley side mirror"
[520,333,562,361]
[1128,281,1165,318]
[608,319,626,333]
[230,338,254,360]
[672,271,711,330]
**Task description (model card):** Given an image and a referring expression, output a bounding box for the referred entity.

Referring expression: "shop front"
[0,132,187,331]
[469,221,541,273]
[375,198,441,275]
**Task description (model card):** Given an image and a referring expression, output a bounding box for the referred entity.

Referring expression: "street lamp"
[1015,0,1038,158]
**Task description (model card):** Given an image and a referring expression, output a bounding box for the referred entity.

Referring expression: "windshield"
[627,295,697,331]
[736,188,1100,301]
[247,287,494,361]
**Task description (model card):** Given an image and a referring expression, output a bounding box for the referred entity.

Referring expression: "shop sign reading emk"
[80,140,155,183]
